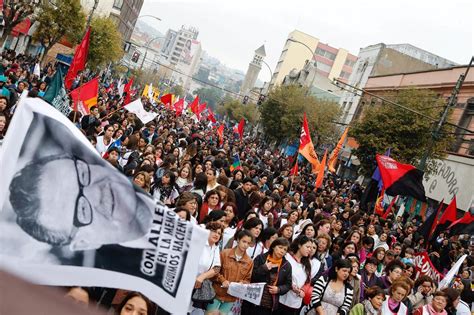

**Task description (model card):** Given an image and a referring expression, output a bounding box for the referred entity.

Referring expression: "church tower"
[240,45,266,99]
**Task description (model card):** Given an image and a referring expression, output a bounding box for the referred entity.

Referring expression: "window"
[315,47,336,60]
[340,71,350,79]
[344,59,355,67]
[113,0,123,9]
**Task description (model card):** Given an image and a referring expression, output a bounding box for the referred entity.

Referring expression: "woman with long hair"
[278,236,314,314]
[133,171,151,193]
[221,202,238,247]
[348,256,361,307]
[376,260,404,292]
[349,286,385,315]
[372,247,386,277]
[207,230,254,315]
[360,257,380,301]
[257,196,275,229]
[259,227,278,254]
[241,237,292,314]
[303,259,354,315]
[116,291,152,315]
[191,172,208,198]
[151,170,179,206]
[241,217,264,259]
[176,164,193,193]
[199,190,221,223]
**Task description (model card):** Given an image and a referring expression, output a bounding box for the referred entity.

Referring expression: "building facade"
[240,45,266,97]
[159,26,201,93]
[81,0,144,41]
[269,30,357,90]
[339,43,457,124]
[363,65,474,157]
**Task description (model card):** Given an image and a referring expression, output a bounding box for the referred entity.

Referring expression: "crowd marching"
[0,48,473,315]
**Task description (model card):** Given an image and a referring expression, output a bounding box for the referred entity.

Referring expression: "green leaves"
[350,89,453,175]
[216,98,259,124]
[259,84,341,144]
[33,0,85,52]
[88,17,124,69]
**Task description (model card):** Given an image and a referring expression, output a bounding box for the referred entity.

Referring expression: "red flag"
[123,77,133,105]
[208,108,216,123]
[64,27,91,89]
[190,96,199,114]
[448,211,474,235]
[376,155,426,201]
[431,196,457,238]
[299,113,320,169]
[289,162,298,176]
[237,118,245,140]
[197,103,207,120]
[174,99,184,117]
[217,124,224,145]
[160,93,173,108]
[70,77,99,115]
[315,149,327,189]
[106,82,114,93]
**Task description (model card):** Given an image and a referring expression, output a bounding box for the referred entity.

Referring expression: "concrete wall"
[270,30,319,88]
[372,48,436,77]
[328,48,348,80]
[423,154,474,212]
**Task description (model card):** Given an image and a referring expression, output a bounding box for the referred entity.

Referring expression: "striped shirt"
[303,276,354,315]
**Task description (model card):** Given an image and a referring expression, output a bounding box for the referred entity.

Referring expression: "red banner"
[413,252,444,283]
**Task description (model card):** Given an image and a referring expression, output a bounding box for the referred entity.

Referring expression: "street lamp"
[287,38,318,95]
[140,36,164,70]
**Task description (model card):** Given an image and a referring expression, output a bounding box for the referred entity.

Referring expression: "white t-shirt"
[279,253,308,309]
[246,242,264,260]
[95,136,111,156]
[197,241,221,275]
[259,212,269,229]
[222,227,236,250]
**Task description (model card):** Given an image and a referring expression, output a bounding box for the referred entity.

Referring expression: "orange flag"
[298,113,320,169]
[217,124,224,145]
[327,127,349,173]
[70,77,99,115]
[315,149,327,189]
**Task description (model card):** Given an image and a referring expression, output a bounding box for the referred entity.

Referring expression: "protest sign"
[0,96,207,314]
[228,282,266,305]
[124,99,158,124]
[413,252,444,283]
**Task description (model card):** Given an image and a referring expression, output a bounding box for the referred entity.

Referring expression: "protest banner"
[124,99,158,125]
[413,252,444,283]
[227,282,266,305]
[0,96,207,314]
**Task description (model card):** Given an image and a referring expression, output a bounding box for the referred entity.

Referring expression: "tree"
[350,89,453,175]
[88,17,123,69]
[193,87,223,109]
[33,0,85,60]
[216,98,260,124]
[259,84,341,144]
[171,85,184,98]
[0,0,36,47]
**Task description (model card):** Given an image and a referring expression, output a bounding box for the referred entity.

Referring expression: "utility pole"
[418,57,473,171]
[86,0,99,29]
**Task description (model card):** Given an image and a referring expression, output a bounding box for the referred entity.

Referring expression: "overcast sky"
[141,0,473,83]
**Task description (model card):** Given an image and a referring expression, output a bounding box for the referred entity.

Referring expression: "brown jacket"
[213,248,254,302]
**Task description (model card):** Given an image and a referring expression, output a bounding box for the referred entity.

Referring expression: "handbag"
[191,248,216,304]
[302,282,313,305]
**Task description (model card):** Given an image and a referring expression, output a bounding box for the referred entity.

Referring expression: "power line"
[333,79,474,134]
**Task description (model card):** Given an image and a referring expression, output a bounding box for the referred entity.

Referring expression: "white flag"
[125,99,158,124]
[33,63,40,77]
[438,254,467,289]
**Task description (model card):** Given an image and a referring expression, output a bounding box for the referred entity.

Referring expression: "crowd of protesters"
[1,50,473,315]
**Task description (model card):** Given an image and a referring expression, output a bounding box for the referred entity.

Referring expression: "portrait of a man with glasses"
[6,112,153,251]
